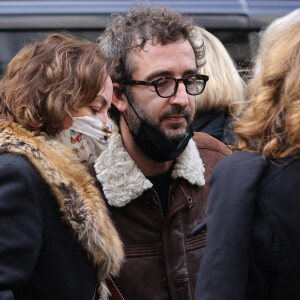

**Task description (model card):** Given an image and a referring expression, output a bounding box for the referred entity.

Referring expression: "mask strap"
[121,112,131,129]
[121,112,138,140]
[127,98,142,121]
[121,98,142,134]
[66,108,73,119]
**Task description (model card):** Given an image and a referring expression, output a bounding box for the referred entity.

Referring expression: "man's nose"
[169,81,190,107]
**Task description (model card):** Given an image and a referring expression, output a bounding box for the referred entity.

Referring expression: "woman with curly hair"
[194,9,300,300]
[0,33,123,300]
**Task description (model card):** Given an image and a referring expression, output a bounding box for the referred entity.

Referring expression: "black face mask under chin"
[122,102,194,162]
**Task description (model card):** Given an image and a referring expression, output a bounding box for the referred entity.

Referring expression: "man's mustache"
[159,106,192,122]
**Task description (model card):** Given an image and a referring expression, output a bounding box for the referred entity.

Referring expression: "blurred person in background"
[194,9,300,300]
[192,26,245,146]
[0,33,123,300]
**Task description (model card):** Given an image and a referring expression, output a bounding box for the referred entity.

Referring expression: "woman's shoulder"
[209,151,270,201]
[261,156,300,191]
[0,152,34,170]
[213,151,267,176]
[0,152,41,184]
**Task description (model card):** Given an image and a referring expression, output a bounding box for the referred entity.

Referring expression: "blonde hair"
[235,9,300,159]
[193,27,245,117]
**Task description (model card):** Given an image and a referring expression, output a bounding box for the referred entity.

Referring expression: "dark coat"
[92,129,232,300]
[0,122,123,300]
[192,111,236,146]
[194,151,300,300]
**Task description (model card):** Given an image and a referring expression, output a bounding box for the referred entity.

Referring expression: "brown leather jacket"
[92,130,231,300]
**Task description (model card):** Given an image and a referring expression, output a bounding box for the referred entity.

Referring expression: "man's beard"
[125,90,193,145]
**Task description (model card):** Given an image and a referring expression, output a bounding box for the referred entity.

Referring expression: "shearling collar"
[0,121,124,300]
[94,124,205,207]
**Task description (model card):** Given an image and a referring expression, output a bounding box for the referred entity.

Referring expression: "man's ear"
[112,83,127,113]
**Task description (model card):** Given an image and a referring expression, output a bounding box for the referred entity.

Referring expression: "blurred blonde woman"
[192,26,244,145]
[0,33,123,300]
[194,9,300,300]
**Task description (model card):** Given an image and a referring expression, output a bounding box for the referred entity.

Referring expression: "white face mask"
[56,113,113,165]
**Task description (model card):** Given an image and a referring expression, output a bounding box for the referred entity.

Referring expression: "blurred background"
[0,0,299,75]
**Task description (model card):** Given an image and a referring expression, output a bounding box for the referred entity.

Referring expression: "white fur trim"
[95,125,205,207]
[172,138,205,186]
[94,128,153,207]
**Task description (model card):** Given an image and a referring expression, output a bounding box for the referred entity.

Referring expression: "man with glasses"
[94,5,231,300]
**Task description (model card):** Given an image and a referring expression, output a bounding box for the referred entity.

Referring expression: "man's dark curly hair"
[97,5,205,122]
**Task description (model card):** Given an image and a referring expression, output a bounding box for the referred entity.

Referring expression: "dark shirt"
[192,111,225,139]
[192,111,236,145]
[146,164,174,216]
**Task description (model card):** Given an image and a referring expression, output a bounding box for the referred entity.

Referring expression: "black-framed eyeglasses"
[122,74,209,98]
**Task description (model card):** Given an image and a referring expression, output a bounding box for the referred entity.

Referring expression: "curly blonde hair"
[235,10,300,159]
[193,27,245,118]
[0,33,110,135]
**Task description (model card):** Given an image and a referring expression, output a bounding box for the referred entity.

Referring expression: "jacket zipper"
[152,181,174,221]
[152,188,165,220]
[167,183,173,212]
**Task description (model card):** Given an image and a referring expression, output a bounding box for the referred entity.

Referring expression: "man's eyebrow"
[144,69,198,81]
[144,71,172,81]
[183,69,198,76]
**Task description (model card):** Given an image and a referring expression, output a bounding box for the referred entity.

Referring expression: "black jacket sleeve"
[0,153,43,299]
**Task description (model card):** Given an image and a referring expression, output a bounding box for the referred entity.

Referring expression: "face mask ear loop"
[121,112,131,129]
[121,112,139,140]
[66,108,73,119]
[121,98,142,135]
[127,98,142,121]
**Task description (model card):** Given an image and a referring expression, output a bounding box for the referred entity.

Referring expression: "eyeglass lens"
[156,75,205,97]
